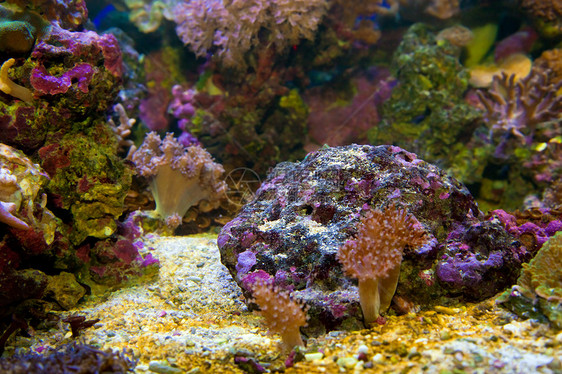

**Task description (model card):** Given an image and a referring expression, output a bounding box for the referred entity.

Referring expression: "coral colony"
[337,203,428,324]
[0,0,561,372]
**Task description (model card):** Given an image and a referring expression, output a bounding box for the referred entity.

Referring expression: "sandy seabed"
[11,235,562,373]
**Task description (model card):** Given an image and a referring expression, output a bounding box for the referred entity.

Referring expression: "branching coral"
[173,0,328,68]
[337,203,427,324]
[107,103,135,156]
[131,132,227,226]
[250,280,308,350]
[476,68,562,146]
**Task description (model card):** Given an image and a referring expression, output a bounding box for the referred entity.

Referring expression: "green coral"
[498,231,562,329]
[519,232,562,328]
[0,4,50,55]
[368,23,481,174]
[43,124,132,245]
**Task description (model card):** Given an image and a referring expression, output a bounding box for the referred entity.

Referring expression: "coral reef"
[218,145,523,333]
[0,59,32,103]
[304,67,395,149]
[37,128,133,245]
[536,48,562,84]
[171,65,309,174]
[7,0,89,30]
[1,0,562,370]
[125,0,168,33]
[520,0,562,38]
[0,143,55,239]
[173,0,328,68]
[0,23,123,152]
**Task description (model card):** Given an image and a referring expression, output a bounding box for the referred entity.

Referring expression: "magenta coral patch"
[30,63,95,95]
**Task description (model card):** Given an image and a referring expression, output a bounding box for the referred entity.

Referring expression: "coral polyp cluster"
[476,68,562,147]
[131,132,227,227]
[173,0,328,68]
[250,279,308,350]
[337,203,427,324]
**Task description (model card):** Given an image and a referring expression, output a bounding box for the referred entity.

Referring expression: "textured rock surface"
[218,144,526,334]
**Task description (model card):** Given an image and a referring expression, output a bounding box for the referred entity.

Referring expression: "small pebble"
[186,276,202,283]
[305,352,324,361]
[434,306,459,315]
[357,344,369,355]
[148,361,183,374]
[337,356,358,369]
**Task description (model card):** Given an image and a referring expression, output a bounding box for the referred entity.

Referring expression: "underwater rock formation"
[0,23,123,152]
[218,144,525,333]
[367,23,481,182]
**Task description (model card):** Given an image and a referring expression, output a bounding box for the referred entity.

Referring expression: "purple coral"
[31,24,123,80]
[30,63,94,95]
[476,68,562,151]
[131,132,227,222]
[173,0,328,67]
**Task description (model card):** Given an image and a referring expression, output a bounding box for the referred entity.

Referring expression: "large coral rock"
[218,145,526,333]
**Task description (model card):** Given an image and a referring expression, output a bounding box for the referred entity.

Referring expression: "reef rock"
[218,144,526,333]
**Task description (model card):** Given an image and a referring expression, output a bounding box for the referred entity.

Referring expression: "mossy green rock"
[0,4,50,54]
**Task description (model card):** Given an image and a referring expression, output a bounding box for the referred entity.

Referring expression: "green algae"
[368,24,481,174]
[43,125,132,244]
[498,231,562,329]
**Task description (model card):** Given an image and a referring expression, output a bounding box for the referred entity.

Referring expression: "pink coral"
[250,279,308,350]
[131,132,227,222]
[173,0,328,67]
[337,203,427,324]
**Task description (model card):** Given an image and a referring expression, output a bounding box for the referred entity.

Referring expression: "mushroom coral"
[131,132,227,226]
[337,203,427,324]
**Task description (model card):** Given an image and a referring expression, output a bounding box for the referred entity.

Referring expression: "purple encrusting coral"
[218,145,525,333]
[489,209,562,252]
